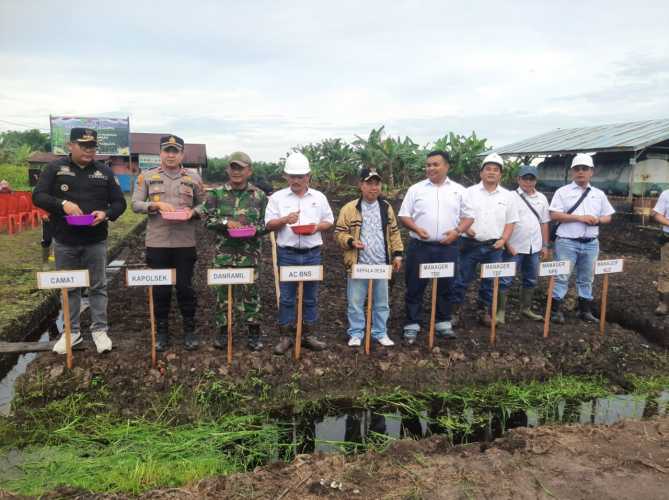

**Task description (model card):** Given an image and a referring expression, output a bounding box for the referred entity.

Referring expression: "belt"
[559,237,597,243]
[460,237,497,246]
[280,246,321,254]
[411,239,443,246]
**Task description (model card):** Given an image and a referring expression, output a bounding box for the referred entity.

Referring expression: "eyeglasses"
[77,142,97,151]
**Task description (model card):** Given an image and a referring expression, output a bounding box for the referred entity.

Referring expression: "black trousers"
[146,247,197,321]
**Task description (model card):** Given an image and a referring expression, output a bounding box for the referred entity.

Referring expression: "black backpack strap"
[551,187,591,240]
[516,191,541,223]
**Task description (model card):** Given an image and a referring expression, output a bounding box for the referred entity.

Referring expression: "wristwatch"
[222,217,229,227]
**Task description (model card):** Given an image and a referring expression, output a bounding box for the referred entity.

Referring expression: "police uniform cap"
[70,128,98,144]
[229,151,252,168]
[160,135,185,151]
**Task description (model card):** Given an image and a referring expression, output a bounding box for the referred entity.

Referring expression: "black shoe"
[183,317,199,351]
[577,297,598,323]
[247,324,264,352]
[156,320,170,352]
[213,327,227,350]
[302,324,326,351]
[550,299,565,324]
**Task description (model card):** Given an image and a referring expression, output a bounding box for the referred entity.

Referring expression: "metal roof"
[490,119,669,156]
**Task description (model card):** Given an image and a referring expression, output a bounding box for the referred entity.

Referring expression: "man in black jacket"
[33,128,127,354]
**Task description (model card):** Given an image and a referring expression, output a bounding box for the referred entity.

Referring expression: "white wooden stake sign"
[539,260,571,338]
[419,262,455,350]
[36,270,90,369]
[481,262,516,345]
[595,259,624,336]
[126,268,176,368]
[280,265,324,360]
[351,264,392,354]
[207,268,255,364]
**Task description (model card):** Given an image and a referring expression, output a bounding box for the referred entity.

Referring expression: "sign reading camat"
[126,269,175,286]
[419,262,455,279]
[351,264,392,280]
[280,265,323,282]
[37,270,90,289]
[539,260,571,277]
[208,268,255,285]
[595,259,624,275]
[481,262,516,278]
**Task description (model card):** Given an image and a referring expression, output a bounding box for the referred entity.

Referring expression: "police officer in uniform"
[33,128,127,354]
[132,135,205,351]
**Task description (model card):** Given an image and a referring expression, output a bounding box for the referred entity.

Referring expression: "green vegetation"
[0,164,30,191]
[0,129,50,166]
[0,199,146,338]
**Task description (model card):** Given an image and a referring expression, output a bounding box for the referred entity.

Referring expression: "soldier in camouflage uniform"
[204,152,268,351]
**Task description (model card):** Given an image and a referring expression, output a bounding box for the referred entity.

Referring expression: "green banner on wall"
[50,116,130,156]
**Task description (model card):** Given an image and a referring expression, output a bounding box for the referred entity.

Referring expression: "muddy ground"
[12,211,669,416]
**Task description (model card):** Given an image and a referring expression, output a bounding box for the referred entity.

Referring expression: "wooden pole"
[227,284,233,364]
[294,281,304,360]
[600,274,609,336]
[490,277,499,345]
[364,279,373,355]
[61,289,73,369]
[148,286,156,368]
[428,278,437,350]
[270,231,280,309]
[543,277,555,338]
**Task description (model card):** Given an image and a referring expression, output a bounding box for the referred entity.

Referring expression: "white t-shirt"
[464,182,519,242]
[507,188,551,254]
[398,178,472,242]
[652,190,669,234]
[265,187,334,248]
[549,182,615,239]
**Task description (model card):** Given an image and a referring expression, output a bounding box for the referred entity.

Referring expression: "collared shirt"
[131,166,205,248]
[507,188,551,254]
[653,190,669,234]
[265,187,334,248]
[464,182,519,241]
[398,177,472,242]
[358,200,386,264]
[549,182,615,239]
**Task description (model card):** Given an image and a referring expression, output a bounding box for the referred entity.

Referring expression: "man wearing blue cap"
[497,165,551,323]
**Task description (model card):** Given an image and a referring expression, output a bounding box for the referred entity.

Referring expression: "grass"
[0,197,145,338]
[0,164,30,191]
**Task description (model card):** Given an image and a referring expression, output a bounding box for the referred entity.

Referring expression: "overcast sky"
[1,0,668,160]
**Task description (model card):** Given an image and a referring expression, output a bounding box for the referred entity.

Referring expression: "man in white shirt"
[452,153,519,326]
[398,150,474,344]
[651,191,669,314]
[549,153,615,324]
[265,152,334,354]
[498,165,550,324]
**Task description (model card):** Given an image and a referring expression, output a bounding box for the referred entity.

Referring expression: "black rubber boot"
[213,326,227,350]
[577,297,598,323]
[156,320,170,352]
[183,317,199,351]
[247,324,264,352]
[550,299,565,324]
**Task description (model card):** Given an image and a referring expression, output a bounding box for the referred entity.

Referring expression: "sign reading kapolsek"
[50,116,130,156]
[126,269,175,286]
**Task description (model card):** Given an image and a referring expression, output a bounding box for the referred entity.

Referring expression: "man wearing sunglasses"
[33,128,127,355]
[265,152,334,355]
[549,153,615,323]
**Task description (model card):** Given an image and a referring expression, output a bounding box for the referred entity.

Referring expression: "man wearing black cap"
[335,168,404,347]
[33,128,127,355]
[132,135,205,351]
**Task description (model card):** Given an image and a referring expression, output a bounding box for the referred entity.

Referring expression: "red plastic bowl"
[290,224,317,235]
[228,226,257,238]
[65,214,95,226]
[161,210,190,221]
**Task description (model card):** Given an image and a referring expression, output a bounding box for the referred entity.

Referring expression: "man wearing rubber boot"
[549,153,614,324]
[652,190,669,315]
[498,165,550,324]
[204,152,267,351]
[265,152,334,354]
[452,153,518,327]
[132,135,205,351]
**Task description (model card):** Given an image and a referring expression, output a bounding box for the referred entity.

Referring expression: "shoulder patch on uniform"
[151,174,161,180]
[137,174,144,185]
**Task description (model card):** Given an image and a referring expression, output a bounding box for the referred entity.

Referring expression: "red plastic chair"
[0,195,18,234]
[7,194,30,232]
[16,192,40,228]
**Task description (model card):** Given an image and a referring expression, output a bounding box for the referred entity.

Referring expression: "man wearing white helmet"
[652,189,669,315]
[452,153,519,326]
[549,153,614,324]
[265,151,334,354]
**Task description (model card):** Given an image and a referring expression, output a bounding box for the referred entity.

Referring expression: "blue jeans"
[278,246,321,326]
[553,237,599,300]
[500,251,540,290]
[404,239,459,328]
[347,278,389,339]
[54,239,108,334]
[452,240,503,306]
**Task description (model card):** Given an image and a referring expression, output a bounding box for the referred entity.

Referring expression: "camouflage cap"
[229,151,252,168]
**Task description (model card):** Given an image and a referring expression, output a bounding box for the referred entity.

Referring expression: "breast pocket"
[148,183,166,202]
[179,184,194,207]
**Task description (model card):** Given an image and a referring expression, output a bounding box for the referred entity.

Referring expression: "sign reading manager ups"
[50,116,130,156]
